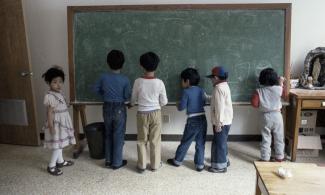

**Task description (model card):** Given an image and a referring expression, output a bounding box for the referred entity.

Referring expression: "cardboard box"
[296,149,319,157]
[299,110,317,135]
[297,134,323,157]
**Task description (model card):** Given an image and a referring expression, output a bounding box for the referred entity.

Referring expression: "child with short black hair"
[42,66,76,176]
[94,49,131,169]
[251,68,285,162]
[206,66,233,173]
[167,68,208,172]
[131,51,168,173]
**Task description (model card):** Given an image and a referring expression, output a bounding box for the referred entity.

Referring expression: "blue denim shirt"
[94,72,131,102]
[178,86,206,115]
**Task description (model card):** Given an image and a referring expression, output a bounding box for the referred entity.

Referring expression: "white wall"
[23,0,325,135]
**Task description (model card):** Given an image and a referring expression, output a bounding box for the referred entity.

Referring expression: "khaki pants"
[137,110,162,170]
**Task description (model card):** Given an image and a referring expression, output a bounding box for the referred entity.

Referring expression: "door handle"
[20,71,33,77]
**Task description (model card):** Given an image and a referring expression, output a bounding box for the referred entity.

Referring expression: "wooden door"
[0,0,40,145]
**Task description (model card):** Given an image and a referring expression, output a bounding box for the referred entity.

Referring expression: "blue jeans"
[211,125,231,169]
[174,115,207,169]
[103,102,126,167]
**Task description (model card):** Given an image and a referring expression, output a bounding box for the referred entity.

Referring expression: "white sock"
[57,149,64,164]
[49,149,61,167]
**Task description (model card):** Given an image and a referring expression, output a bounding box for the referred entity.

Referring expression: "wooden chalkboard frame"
[67,4,291,158]
[67,3,291,105]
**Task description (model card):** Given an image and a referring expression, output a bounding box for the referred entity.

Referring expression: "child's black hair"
[107,49,125,70]
[258,68,279,86]
[139,52,160,72]
[181,68,200,86]
[42,67,65,84]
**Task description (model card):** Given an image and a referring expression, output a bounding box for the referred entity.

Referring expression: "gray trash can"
[84,122,105,159]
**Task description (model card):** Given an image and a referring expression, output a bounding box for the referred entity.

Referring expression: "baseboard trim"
[40,133,261,142]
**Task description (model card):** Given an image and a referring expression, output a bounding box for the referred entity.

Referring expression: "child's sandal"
[56,160,74,168]
[47,166,63,176]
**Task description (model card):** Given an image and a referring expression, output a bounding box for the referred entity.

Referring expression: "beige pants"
[137,110,162,170]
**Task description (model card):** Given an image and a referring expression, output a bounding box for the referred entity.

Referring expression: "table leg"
[255,172,262,195]
[72,105,86,159]
[291,98,301,161]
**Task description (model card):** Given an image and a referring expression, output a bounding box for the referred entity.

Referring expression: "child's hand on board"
[279,76,286,86]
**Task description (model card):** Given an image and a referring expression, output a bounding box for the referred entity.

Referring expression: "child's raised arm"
[177,90,188,111]
[130,80,139,106]
[93,76,104,96]
[159,81,168,106]
[124,80,132,102]
[203,92,211,104]
[251,90,259,108]
[279,76,287,98]
[279,76,285,87]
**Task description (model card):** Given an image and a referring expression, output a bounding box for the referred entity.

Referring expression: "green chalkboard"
[69,4,291,103]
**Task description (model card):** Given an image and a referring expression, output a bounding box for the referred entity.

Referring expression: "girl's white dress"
[43,91,76,149]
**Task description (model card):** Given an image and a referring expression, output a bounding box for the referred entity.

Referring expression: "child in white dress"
[42,66,76,176]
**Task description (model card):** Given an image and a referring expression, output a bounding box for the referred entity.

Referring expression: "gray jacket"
[257,86,282,112]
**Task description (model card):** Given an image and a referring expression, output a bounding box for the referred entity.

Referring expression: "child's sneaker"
[136,166,146,174]
[167,159,180,167]
[105,161,112,168]
[112,160,127,170]
[208,167,227,173]
[196,165,205,172]
[151,162,163,172]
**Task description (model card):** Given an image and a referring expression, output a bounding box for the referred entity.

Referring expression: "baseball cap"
[206,66,227,78]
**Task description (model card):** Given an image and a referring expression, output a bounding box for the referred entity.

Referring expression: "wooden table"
[254,161,325,195]
[286,89,325,161]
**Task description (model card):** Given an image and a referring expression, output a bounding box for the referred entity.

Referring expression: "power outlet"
[163,114,170,123]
